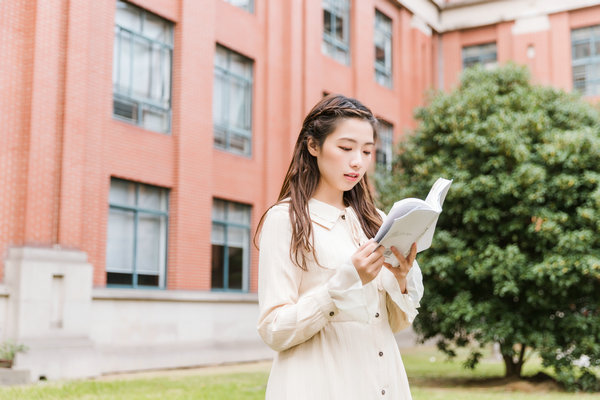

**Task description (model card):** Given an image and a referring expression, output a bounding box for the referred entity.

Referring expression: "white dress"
[257,198,424,400]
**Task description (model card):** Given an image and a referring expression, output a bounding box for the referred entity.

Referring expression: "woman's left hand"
[383,243,417,294]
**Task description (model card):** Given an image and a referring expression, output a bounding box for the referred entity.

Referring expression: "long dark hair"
[255,94,383,270]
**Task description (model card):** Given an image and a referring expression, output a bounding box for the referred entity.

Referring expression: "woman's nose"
[350,151,362,168]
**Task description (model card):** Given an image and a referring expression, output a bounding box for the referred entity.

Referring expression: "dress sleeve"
[257,207,368,352]
[375,208,425,333]
[381,261,424,332]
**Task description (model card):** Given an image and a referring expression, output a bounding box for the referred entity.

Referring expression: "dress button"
[341,214,345,220]
[381,389,386,395]
[329,311,335,317]
[379,351,383,357]
[375,312,380,318]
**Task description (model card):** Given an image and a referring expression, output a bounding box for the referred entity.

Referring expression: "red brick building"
[1,0,599,380]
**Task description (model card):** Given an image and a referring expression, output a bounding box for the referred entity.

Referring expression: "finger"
[390,246,407,266]
[361,240,380,256]
[357,239,374,252]
[407,243,417,265]
[365,249,384,265]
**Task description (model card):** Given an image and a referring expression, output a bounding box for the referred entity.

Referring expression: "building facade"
[1,0,599,380]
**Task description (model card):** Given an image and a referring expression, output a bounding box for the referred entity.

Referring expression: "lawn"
[1,345,599,400]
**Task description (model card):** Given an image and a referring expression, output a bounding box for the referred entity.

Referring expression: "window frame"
[211,199,251,293]
[376,120,394,171]
[223,0,254,13]
[213,44,254,157]
[374,9,393,88]
[462,42,497,70]
[571,25,600,96]
[106,178,170,289]
[113,1,174,134]
[322,0,351,65]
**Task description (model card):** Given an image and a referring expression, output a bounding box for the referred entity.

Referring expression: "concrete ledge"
[0,369,32,386]
[6,246,88,263]
[92,288,258,303]
[0,285,8,297]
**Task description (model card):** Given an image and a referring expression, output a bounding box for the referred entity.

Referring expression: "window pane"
[228,203,250,225]
[106,208,135,272]
[229,79,249,131]
[136,214,163,274]
[230,134,250,155]
[228,246,243,290]
[110,179,136,206]
[376,121,393,170]
[117,30,132,93]
[132,38,151,98]
[142,107,168,133]
[113,32,119,88]
[574,41,591,59]
[211,245,225,289]
[161,48,172,104]
[212,223,225,245]
[229,52,252,79]
[214,126,227,149]
[138,184,166,211]
[115,1,141,33]
[143,12,171,44]
[138,274,159,287]
[227,226,248,290]
[572,27,593,42]
[324,9,332,35]
[335,15,344,41]
[213,199,226,221]
[149,43,164,102]
[225,0,253,12]
[213,71,226,127]
[462,43,497,69]
[107,272,133,286]
[215,46,228,69]
[228,226,247,248]
[375,43,386,65]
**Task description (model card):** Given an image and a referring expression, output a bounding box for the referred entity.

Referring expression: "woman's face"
[308,117,375,197]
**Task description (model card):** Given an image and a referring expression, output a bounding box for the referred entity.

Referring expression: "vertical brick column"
[0,1,36,280]
[23,0,69,246]
[57,0,94,249]
[167,0,216,289]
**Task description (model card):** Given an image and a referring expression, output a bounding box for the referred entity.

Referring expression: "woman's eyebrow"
[337,137,375,146]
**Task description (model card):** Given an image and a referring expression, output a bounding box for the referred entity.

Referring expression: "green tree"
[376,64,600,391]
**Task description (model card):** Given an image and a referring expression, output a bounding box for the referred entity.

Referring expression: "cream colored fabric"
[257,198,424,400]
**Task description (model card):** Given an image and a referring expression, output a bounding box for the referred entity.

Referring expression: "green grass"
[1,346,599,400]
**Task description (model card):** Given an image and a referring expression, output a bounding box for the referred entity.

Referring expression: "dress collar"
[308,198,347,229]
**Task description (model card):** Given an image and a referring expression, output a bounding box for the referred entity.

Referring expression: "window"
[223,0,254,13]
[213,45,254,156]
[322,0,350,65]
[462,43,497,70]
[106,179,169,288]
[211,199,251,291]
[376,120,393,171]
[113,0,173,133]
[374,10,392,88]
[572,25,600,96]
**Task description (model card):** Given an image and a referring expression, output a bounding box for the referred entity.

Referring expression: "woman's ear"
[307,137,319,157]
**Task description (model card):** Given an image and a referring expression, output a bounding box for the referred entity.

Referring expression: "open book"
[375,178,452,267]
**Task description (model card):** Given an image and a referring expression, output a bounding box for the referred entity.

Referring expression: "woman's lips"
[344,173,359,182]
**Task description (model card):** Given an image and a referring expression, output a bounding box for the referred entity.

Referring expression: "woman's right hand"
[351,239,385,285]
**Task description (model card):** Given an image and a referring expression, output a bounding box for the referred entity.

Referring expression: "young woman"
[255,94,424,399]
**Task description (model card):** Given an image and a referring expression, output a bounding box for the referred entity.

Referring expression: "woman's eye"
[339,147,351,151]
[363,151,372,156]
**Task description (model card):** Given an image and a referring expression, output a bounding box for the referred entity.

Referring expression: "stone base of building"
[1,246,272,381]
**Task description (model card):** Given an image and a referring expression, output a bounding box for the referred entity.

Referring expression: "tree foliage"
[376,64,600,391]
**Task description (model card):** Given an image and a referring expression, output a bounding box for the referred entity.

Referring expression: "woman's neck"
[311,185,345,210]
